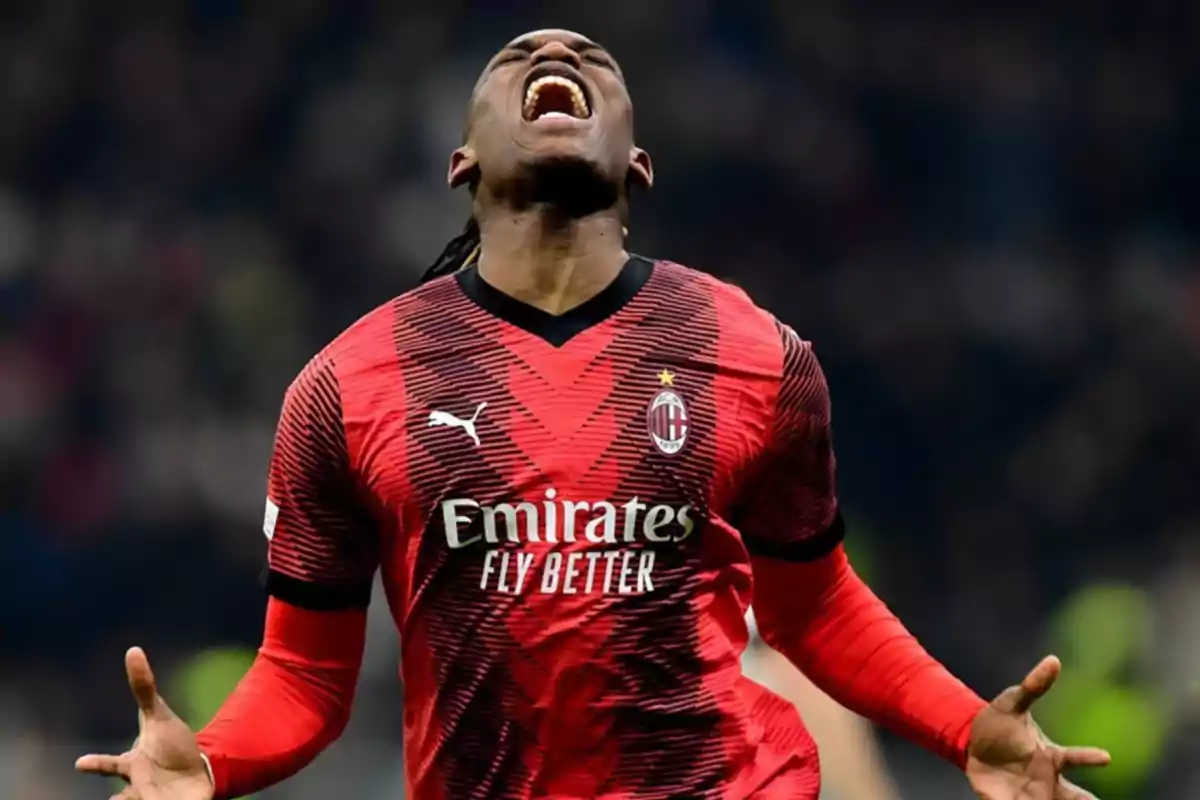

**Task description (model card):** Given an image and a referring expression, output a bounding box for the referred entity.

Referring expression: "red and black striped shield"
[646,390,689,455]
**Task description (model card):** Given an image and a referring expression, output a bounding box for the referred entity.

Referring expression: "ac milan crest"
[647,389,689,455]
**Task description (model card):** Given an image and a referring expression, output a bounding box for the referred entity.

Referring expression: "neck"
[475,206,628,316]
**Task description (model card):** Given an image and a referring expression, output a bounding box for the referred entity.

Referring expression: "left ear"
[448,145,479,189]
[627,146,653,190]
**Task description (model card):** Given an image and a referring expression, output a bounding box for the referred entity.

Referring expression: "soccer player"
[77,29,1110,800]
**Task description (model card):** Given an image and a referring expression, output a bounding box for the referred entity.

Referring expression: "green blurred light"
[172,647,256,728]
[841,512,878,584]
[1049,584,1153,680]
[1037,673,1167,794]
[171,647,257,800]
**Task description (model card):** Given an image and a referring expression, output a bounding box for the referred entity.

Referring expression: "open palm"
[966,656,1110,800]
[75,647,213,800]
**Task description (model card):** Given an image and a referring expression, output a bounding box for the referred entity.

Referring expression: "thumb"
[126,646,166,719]
[1009,654,1061,715]
[990,655,1062,714]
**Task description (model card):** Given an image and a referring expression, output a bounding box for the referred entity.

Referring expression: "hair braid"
[420,218,481,284]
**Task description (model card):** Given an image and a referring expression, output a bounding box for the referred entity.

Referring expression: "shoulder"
[648,259,804,378]
[648,259,764,315]
[296,297,398,399]
[279,305,390,426]
[299,276,467,395]
[324,279,453,363]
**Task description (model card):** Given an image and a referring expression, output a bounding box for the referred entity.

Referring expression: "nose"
[531,41,582,70]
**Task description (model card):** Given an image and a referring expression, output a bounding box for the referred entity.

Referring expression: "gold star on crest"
[657,369,675,386]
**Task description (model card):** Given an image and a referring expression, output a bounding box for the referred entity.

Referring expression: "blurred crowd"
[2,2,1198,798]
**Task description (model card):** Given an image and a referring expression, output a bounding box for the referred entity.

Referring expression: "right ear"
[448,146,479,189]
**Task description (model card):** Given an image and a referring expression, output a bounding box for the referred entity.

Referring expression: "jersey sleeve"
[262,353,380,610]
[732,321,843,561]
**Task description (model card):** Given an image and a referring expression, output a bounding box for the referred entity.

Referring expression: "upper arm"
[263,353,380,611]
[732,321,843,562]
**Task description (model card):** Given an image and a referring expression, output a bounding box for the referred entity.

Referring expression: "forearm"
[752,545,986,767]
[195,598,366,799]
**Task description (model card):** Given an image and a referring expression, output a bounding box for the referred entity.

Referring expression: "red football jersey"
[263,257,841,799]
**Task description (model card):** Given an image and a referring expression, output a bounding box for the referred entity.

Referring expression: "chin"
[519,129,599,161]
[521,147,600,173]
[517,153,619,214]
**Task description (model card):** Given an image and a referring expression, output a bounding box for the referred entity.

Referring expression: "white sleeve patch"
[263,497,280,540]
[744,608,760,641]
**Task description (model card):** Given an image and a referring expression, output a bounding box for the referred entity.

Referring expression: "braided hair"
[420,218,481,284]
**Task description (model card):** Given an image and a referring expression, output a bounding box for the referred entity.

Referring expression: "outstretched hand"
[966,655,1111,800]
[75,647,214,800]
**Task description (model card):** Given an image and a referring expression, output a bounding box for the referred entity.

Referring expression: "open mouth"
[523,74,591,122]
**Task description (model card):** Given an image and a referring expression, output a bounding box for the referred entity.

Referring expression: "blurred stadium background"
[2,2,1198,798]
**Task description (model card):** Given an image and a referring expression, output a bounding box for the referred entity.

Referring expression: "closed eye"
[582,53,614,69]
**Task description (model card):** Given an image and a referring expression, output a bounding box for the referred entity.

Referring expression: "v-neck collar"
[455,255,654,347]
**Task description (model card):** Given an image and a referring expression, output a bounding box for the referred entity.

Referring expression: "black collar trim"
[455,255,654,347]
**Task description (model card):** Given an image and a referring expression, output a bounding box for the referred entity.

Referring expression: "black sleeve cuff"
[263,568,372,611]
[742,512,845,562]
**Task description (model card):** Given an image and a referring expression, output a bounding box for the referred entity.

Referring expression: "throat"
[475,214,628,316]
[501,258,616,316]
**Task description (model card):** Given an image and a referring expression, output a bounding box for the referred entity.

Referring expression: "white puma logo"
[428,402,487,447]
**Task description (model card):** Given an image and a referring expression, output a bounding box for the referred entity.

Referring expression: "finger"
[1055,776,1099,800]
[125,647,161,717]
[1058,745,1112,767]
[110,788,141,800]
[75,754,129,778]
[1012,654,1062,714]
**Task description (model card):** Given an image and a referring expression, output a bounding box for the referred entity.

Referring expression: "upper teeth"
[525,76,589,119]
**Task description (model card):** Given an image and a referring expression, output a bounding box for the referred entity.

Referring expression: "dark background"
[2,2,1197,798]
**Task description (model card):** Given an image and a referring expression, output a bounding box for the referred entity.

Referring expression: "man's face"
[450,29,651,195]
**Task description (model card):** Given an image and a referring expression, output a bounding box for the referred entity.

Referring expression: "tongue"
[533,84,578,119]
